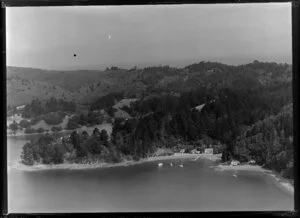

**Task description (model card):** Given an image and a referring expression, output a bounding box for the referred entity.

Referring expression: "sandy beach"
[10,149,293,196]
[215,164,269,172]
[10,151,294,197]
[215,163,294,195]
[11,153,221,172]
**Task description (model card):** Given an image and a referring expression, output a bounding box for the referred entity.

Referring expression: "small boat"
[170,162,173,167]
[179,164,184,168]
[233,174,237,177]
[158,163,163,167]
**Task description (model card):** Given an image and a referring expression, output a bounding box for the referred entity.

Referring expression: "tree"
[100,129,109,142]
[66,116,79,130]
[70,131,80,150]
[25,127,37,134]
[93,127,100,136]
[36,127,45,133]
[51,126,62,132]
[85,136,102,155]
[9,121,18,134]
[52,143,66,164]
[19,119,31,129]
[20,142,34,165]
[82,131,89,140]
[42,144,55,164]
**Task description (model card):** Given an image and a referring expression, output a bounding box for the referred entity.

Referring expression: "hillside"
[14,61,294,181]
[7,61,292,108]
[232,103,293,179]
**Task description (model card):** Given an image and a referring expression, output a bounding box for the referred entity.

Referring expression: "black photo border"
[1,0,299,218]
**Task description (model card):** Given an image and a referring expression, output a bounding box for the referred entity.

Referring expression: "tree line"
[20,128,120,165]
[21,97,76,119]
[20,71,293,179]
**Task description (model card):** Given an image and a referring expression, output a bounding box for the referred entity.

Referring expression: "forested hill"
[7,61,291,107]
[232,104,293,179]
[108,80,292,160]
[17,61,293,180]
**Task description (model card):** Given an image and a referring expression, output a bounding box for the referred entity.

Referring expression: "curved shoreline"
[10,153,221,171]
[214,164,294,195]
[9,153,293,196]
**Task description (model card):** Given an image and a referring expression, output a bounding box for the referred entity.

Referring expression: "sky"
[6,3,292,70]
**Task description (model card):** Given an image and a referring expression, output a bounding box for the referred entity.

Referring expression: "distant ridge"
[7,60,292,108]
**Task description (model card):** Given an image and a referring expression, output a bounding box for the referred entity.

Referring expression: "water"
[7,136,294,213]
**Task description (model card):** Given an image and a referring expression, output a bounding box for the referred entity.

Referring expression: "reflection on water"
[7,138,293,213]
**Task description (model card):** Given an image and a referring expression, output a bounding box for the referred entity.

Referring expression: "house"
[16,105,26,110]
[196,147,204,153]
[204,148,213,154]
[191,149,201,154]
[191,149,197,154]
[194,104,205,112]
[248,159,256,165]
[231,160,240,166]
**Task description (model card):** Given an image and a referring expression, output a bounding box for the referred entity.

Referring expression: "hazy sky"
[6,3,292,70]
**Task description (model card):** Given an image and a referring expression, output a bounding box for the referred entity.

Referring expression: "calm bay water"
[7,136,294,213]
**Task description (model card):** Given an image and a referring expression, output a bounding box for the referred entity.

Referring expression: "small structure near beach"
[231,160,240,166]
[191,149,201,154]
[204,148,213,155]
[248,159,256,165]
[16,104,26,110]
[180,149,186,154]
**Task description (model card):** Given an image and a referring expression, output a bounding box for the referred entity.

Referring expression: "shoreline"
[10,153,221,171]
[7,123,113,138]
[10,153,293,195]
[214,164,294,195]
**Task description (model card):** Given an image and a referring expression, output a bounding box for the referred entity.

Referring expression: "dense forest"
[232,104,293,179]
[66,111,111,130]
[21,97,76,119]
[20,129,122,165]
[7,98,77,134]
[90,92,124,111]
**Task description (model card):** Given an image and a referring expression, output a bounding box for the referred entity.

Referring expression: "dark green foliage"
[66,112,104,129]
[19,119,31,128]
[21,142,34,165]
[107,80,292,176]
[105,144,121,163]
[90,92,123,111]
[100,129,109,142]
[66,116,80,130]
[43,112,66,125]
[93,127,100,136]
[21,130,114,165]
[9,121,18,133]
[51,143,66,164]
[21,97,76,119]
[82,131,89,140]
[84,135,102,155]
[41,144,55,164]
[51,126,63,132]
[106,107,117,117]
[30,111,67,126]
[233,104,293,178]
[24,127,37,134]
[70,131,80,150]
[36,128,45,133]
